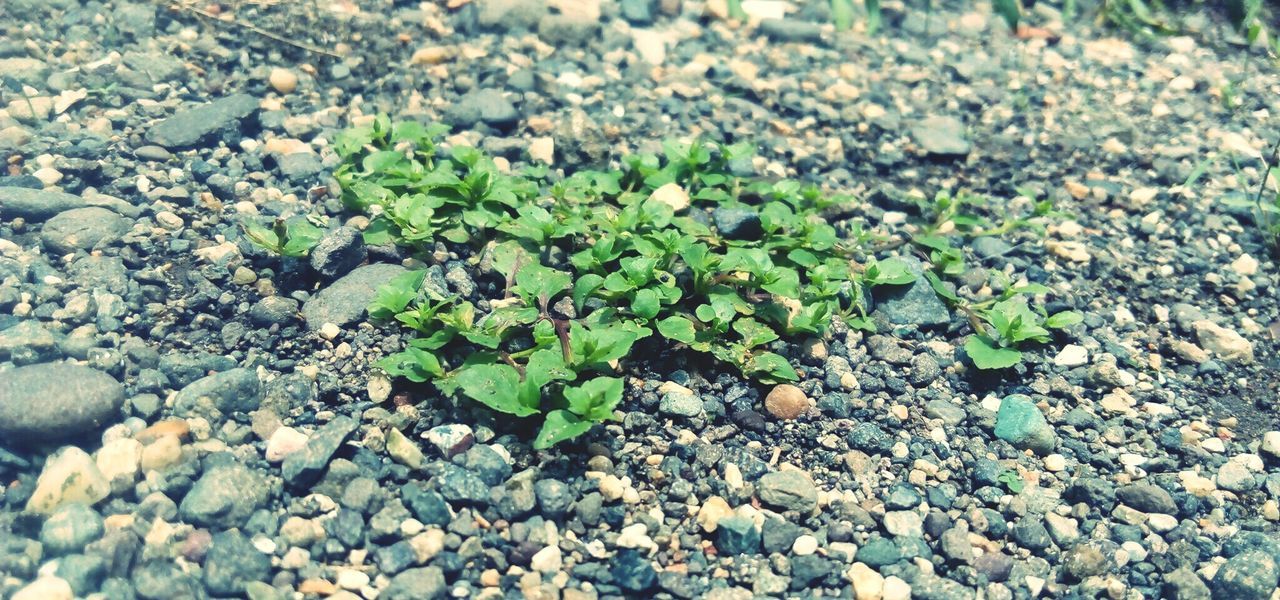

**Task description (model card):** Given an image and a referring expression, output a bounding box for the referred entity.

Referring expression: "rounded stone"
[0,363,125,443]
[765,384,809,420]
[40,207,129,254]
[269,68,298,94]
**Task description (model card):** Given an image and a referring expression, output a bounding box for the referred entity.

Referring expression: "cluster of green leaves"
[961,276,1082,370]
[336,119,925,447]
[1223,140,1280,253]
[314,117,1080,446]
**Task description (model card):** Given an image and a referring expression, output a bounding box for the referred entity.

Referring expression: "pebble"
[764,384,809,420]
[269,68,298,94]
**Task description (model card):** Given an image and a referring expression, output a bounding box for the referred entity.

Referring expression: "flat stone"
[0,363,124,443]
[145,93,259,149]
[302,263,408,330]
[0,187,86,221]
[871,255,950,328]
[757,470,818,512]
[173,368,262,420]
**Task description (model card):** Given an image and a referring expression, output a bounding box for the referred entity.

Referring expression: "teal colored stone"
[994,395,1056,455]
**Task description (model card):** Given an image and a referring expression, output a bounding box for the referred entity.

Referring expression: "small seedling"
[242,215,325,257]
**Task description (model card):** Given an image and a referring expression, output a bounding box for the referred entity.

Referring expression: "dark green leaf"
[533,410,593,450]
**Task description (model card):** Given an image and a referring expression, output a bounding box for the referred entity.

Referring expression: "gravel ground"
[2,0,1280,599]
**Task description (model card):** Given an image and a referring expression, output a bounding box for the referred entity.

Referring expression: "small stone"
[145,93,259,149]
[179,462,270,528]
[281,416,359,487]
[846,562,884,600]
[266,426,308,462]
[611,549,656,592]
[792,534,819,556]
[40,503,104,555]
[649,182,689,212]
[0,363,124,443]
[994,394,1056,455]
[425,424,475,458]
[757,470,818,512]
[764,384,809,420]
[716,516,760,555]
[530,545,562,573]
[1212,550,1279,600]
[1231,254,1259,276]
[1193,320,1254,364]
[96,438,142,484]
[139,435,183,472]
[1043,454,1067,472]
[1163,566,1211,600]
[697,496,733,532]
[529,137,554,164]
[26,446,111,514]
[659,392,704,418]
[911,115,970,157]
[1116,483,1177,514]
[269,68,298,94]
[386,427,426,469]
[883,511,924,538]
[1261,431,1280,460]
[12,578,73,600]
[1053,344,1088,367]
[712,206,763,240]
[1217,461,1258,493]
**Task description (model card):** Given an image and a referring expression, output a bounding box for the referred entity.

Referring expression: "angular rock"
[757,470,818,512]
[1212,550,1280,600]
[310,226,366,280]
[994,394,1056,455]
[871,255,950,327]
[0,363,124,443]
[173,367,263,419]
[282,416,358,487]
[382,567,446,600]
[26,446,111,514]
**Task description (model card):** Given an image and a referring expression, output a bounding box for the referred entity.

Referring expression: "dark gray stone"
[204,530,270,596]
[1116,483,1177,515]
[712,206,763,240]
[277,152,324,181]
[179,463,270,528]
[611,549,656,592]
[40,205,126,252]
[145,93,259,149]
[248,296,299,327]
[282,416,359,487]
[310,226,366,280]
[871,255,950,328]
[446,89,520,128]
[172,368,262,419]
[0,187,86,221]
[382,567,446,599]
[302,263,408,330]
[0,363,124,442]
[760,18,824,42]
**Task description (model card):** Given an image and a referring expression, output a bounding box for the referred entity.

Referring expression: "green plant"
[963,289,1082,369]
[997,469,1025,493]
[319,117,1073,447]
[242,215,325,257]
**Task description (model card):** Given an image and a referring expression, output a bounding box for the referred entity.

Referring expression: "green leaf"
[573,274,605,311]
[454,364,539,417]
[733,318,779,348]
[569,321,638,367]
[657,315,697,344]
[376,347,443,383]
[514,264,572,306]
[994,0,1020,31]
[564,376,624,421]
[964,336,1023,370]
[1044,311,1083,329]
[865,0,881,33]
[865,258,917,286]
[632,288,661,319]
[745,351,799,383]
[369,270,428,320]
[533,410,593,450]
